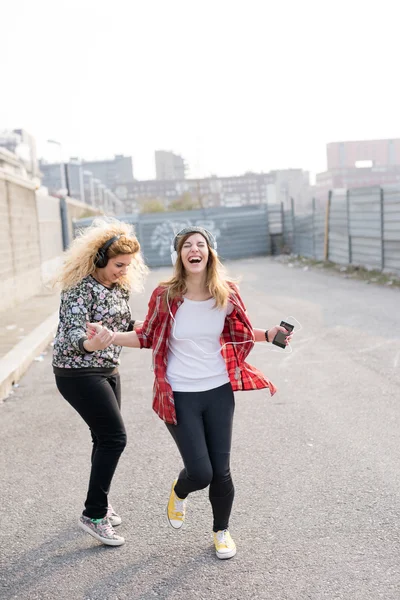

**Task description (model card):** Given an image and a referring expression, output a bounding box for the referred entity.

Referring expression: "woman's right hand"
[84,324,115,352]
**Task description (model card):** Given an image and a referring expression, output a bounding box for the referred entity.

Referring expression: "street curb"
[0,310,59,402]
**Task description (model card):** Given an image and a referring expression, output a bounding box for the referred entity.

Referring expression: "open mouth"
[188,257,202,264]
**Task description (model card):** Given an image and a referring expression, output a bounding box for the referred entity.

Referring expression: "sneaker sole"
[108,516,122,527]
[216,547,237,560]
[166,503,184,529]
[78,520,125,546]
[167,479,184,530]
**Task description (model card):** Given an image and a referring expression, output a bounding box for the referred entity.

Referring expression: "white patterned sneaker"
[107,504,122,527]
[79,515,125,546]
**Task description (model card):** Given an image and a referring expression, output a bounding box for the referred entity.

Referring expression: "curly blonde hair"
[159,232,232,309]
[54,217,149,292]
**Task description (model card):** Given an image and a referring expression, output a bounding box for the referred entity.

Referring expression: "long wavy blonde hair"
[160,232,232,309]
[54,218,149,292]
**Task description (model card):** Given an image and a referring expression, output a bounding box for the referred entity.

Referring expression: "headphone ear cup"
[171,250,178,266]
[95,250,107,268]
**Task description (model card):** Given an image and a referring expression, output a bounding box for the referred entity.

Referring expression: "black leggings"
[55,373,127,519]
[166,382,235,532]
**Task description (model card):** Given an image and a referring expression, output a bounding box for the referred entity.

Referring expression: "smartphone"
[272,321,294,349]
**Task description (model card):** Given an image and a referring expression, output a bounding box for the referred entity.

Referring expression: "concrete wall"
[36,193,64,284]
[0,171,42,312]
[0,170,102,312]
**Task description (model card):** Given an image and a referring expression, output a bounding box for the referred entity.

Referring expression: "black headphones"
[94,235,121,268]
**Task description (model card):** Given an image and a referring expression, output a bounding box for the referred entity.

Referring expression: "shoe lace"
[173,496,186,517]
[98,518,116,537]
[216,530,229,546]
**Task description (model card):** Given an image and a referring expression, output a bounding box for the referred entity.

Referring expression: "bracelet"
[265,330,269,342]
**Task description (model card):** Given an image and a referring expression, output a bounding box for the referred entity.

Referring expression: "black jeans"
[166,382,235,532]
[55,373,127,519]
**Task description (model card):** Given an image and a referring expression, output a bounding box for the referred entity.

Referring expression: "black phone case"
[272,321,294,349]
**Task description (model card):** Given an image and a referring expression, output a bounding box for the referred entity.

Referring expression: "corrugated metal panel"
[314,209,326,261]
[382,189,400,241]
[382,188,400,272]
[351,237,382,269]
[295,234,314,257]
[383,241,400,273]
[328,194,349,265]
[268,204,282,234]
[282,209,294,249]
[293,214,314,258]
[348,188,382,269]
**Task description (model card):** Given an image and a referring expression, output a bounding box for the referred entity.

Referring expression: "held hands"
[84,322,115,351]
[268,325,293,346]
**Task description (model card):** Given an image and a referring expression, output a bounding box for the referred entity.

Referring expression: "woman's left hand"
[268,325,293,345]
[87,322,103,339]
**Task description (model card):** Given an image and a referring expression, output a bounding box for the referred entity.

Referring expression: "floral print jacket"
[52,275,132,372]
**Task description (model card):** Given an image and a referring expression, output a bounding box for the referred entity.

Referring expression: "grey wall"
[74,205,272,268]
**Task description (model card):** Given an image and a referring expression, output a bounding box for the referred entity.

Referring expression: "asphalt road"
[1,256,400,600]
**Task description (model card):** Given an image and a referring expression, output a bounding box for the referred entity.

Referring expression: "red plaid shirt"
[136,283,277,424]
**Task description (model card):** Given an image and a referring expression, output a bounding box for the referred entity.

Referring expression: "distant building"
[82,155,134,189]
[316,139,400,204]
[0,147,28,178]
[155,150,186,180]
[327,139,400,170]
[114,169,310,214]
[0,129,40,181]
[40,160,82,199]
[39,159,124,214]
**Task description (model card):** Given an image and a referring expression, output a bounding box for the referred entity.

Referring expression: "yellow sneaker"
[167,479,187,529]
[213,529,237,559]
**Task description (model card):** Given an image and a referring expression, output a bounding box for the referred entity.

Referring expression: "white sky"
[1,0,399,181]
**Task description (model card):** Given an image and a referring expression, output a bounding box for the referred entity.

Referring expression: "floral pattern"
[53,276,131,370]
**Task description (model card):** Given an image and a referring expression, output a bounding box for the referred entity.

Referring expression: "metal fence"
[291,186,400,274]
[74,205,272,268]
[73,185,400,274]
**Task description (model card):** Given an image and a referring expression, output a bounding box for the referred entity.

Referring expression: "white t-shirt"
[166,297,230,392]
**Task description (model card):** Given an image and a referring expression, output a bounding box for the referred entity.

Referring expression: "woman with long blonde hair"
[88,225,292,559]
[53,218,148,547]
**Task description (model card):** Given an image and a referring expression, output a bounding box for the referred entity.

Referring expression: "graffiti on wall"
[150,219,222,258]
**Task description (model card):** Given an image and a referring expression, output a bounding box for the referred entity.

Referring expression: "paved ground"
[1,256,400,600]
[0,288,59,360]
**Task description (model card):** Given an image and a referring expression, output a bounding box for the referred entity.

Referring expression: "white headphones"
[170,227,218,266]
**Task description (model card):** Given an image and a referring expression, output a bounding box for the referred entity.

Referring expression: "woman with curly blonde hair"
[88,226,292,559]
[53,218,148,547]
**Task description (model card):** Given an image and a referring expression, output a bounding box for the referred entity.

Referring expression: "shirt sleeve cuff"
[78,336,93,354]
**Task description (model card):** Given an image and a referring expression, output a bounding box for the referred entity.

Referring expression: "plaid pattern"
[136,283,277,425]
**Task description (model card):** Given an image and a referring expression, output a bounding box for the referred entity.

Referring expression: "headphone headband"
[100,235,121,254]
[172,227,217,251]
